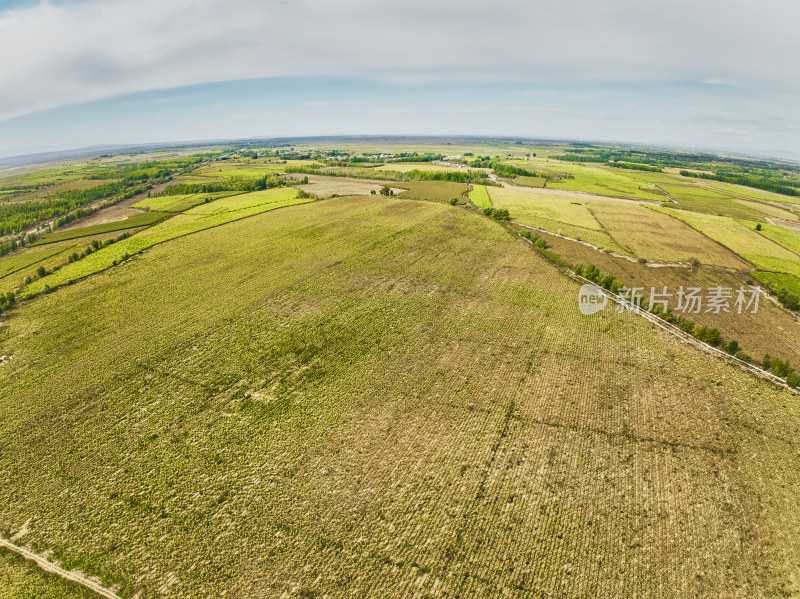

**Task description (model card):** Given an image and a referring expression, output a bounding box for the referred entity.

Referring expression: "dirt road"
[0,537,122,599]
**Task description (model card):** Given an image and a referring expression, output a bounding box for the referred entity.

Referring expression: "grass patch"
[30,211,171,245]
[24,188,311,296]
[754,223,800,256]
[751,271,800,297]
[654,206,800,277]
[395,181,468,203]
[132,192,240,212]
[468,184,492,209]
[660,185,767,220]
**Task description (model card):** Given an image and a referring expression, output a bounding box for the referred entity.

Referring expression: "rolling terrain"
[1,140,800,597]
[1,192,800,597]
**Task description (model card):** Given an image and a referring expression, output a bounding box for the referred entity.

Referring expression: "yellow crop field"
[487,186,632,254]
[591,202,749,267]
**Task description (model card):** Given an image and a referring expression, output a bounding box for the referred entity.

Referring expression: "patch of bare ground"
[294,174,405,197]
[57,183,170,231]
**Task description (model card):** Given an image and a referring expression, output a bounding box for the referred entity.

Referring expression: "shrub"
[771,358,792,378]
[704,328,721,347]
[787,371,800,388]
[582,264,600,282]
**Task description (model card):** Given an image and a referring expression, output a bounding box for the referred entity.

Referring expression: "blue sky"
[1,0,798,159]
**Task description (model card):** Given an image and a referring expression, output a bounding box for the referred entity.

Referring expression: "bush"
[582,264,600,282]
[36,265,47,278]
[482,207,510,221]
[598,273,614,289]
[787,371,800,388]
[726,340,739,354]
[771,358,792,378]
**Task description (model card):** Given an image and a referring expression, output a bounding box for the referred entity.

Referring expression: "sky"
[0,0,798,159]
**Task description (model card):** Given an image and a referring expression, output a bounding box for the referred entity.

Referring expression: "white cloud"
[0,0,798,121]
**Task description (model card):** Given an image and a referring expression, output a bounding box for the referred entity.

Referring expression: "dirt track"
[0,537,121,599]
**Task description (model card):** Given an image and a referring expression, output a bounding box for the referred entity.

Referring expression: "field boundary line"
[0,537,122,598]
[518,235,800,395]
[513,221,688,267]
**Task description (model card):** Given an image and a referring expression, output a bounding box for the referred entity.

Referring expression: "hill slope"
[1,196,799,597]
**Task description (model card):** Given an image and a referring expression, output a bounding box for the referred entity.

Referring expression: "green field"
[3,196,800,597]
[24,187,310,296]
[755,223,800,257]
[192,162,318,178]
[510,175,547,188]
[654,206,800,277]
[0,244,67,280]
[4,143,800,598]
[469,184,492,209]
[30,211,170,245]
[536,164,663,200]
[734,199,799,222]
[751,271,800,296]
[131,193,234,212]
[706,182,800,204]
[660,185,768,220]
[0,231,140,295]
[395,180,468,203]
[486,186,631,254]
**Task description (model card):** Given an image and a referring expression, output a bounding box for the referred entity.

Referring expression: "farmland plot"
[469,184,492,209]
[131,193,239,213]
[535,230,800,365]
[1,197,800,597]
[589,202,749,267]
[0,231,141,295]
[654,206,800,278]
[295,174,404,197]
[539,164,662,200]
[487,186,631,254]
[24,187,310,296]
